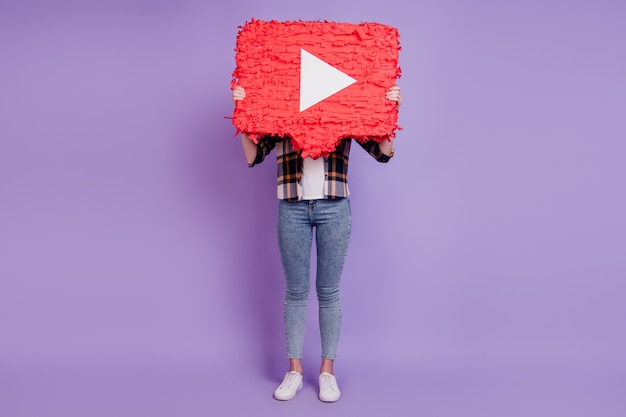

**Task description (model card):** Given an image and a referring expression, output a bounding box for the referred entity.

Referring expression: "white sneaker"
[318,372,341,402]
[273,371,303,401]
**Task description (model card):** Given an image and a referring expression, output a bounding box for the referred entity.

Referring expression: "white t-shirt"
[300,156,325,200]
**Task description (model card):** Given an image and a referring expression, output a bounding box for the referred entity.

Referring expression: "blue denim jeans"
[277,198,352,360]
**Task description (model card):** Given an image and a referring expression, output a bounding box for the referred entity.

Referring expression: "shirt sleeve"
[248,135,285,167]
[357,139,393,163]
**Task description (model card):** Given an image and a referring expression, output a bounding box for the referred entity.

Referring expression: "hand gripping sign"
[231,19,401,159]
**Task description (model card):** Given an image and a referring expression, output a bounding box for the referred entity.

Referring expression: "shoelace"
[319,374,338,392]
[279,372,300,390]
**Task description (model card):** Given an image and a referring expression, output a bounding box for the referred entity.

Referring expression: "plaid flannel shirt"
[249,136,393,201]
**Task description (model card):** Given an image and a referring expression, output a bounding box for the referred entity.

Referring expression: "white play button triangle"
[299,48,357,112]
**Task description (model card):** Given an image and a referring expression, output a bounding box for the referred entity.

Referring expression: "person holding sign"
[232,84,402,402]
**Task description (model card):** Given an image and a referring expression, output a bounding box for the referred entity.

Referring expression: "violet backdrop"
[1,0,624,416]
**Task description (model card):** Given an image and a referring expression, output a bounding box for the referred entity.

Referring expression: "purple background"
[1,0,625,416]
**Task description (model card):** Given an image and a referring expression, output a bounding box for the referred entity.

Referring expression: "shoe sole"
[319,393,341,403]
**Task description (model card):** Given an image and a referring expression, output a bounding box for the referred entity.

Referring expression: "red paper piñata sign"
[232,19,401,159]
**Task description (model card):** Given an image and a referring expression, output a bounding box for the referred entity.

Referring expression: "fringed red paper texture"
[232,19,401,159]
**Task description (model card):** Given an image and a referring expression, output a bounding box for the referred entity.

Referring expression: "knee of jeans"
[317,288,340,306]
[285,288,309,304]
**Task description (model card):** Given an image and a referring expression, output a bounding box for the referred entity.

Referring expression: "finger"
[232,91,246,101]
